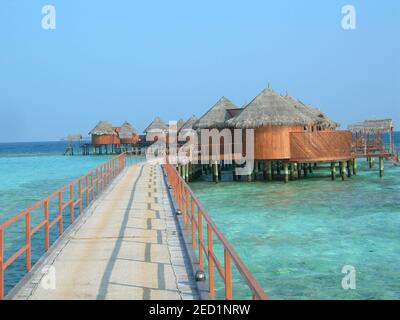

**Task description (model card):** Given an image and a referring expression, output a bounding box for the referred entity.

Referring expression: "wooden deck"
[8,163,200,300]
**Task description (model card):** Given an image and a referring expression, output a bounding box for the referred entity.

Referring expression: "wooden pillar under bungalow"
[289,163,295,180]
[346,160,352,178]
[303,163,308,177]
[267,161,272,181]
[283,162,289,183]
[352,158,357,175]
[331,162,336,180]
[297,162,302,179]
[254,160,259,180]
[212,161,219,183]
[368,157,373,169]
[379,157,384,178]
[340,161,346,181]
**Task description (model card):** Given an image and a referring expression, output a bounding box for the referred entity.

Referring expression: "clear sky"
[0,0,399,142]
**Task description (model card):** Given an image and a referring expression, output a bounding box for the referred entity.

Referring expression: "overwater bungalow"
[224,87,353,182]
[89,120,120,153]
[348,119,399,168]
[193,97,238,130]
[119,121,139,145]
[179,115,198,138]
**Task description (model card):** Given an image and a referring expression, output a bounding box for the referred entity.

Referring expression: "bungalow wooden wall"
[92,135,120,145]
[255,126,304,160]
[289,131,352,162]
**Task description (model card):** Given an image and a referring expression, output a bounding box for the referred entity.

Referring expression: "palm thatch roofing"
[177,119,185,131]
[348,119,394,133]
[89,120,117,136]
[66,134,82,141]
[193,97,238,130]
[226,88,311,129]
[179,115,198,134]
[144,117,168,133]
[119,121,138,139]
[284,95,340,129]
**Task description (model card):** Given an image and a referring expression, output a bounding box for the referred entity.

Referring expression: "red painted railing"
[0,153,127,299]
[164,161,268,300]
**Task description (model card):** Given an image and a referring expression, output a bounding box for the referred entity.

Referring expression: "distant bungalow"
[88,120,139,154]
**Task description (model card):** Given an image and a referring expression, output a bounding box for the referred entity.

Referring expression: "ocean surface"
[0,136,399,299]
[190,135,400,300]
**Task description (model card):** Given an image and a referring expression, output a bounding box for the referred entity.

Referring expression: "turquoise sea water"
[1,139,399,299]
[190,156,400,299]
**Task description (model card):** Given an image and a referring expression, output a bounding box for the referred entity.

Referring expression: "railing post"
[25,210,31,272]
[207,224,215,299]
[224,248,232,300]
[69,184,74,224]
[95,168,99,196]
[78,180,83,214]
[85,175,89,208]
[198,210,204,271]
[185,189,190,233]
[91,174,94,202]
[58,192,63,235]
[191,198,196,250]
[44,200,49,251]
[0,228,4,300]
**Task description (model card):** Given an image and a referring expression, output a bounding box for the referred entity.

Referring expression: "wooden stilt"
[340,161,346,181]
[297,162,302,179]
[254,160,259,181]
[290,163,295,180]
[213,161,219,183]
[308,163,313,174]
[268,161,274,181]
[331,162,336,180]
[283,162,289,183]
[346,160,352,178]
[303,163,308,177]
[267,161,272,181]
[379,157,384,178]
[352,158,357,175]
[369,157,373,169]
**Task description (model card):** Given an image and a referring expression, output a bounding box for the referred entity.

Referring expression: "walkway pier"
[1,153,268,300]
[4,162,200,300]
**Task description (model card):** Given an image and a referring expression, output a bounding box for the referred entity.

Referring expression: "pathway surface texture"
[10,163,200,300]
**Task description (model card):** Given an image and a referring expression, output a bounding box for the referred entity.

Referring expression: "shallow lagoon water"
[190,160,400,299]
[1,140,399,299]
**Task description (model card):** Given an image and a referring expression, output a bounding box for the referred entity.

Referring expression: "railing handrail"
[0,152,129,299]
[164,160,268,300]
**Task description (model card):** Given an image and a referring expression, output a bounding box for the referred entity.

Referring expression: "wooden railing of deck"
[0,153,128,299]
[164,160,268,300]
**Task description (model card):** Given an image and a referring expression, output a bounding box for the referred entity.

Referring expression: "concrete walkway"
[10,163,200,300]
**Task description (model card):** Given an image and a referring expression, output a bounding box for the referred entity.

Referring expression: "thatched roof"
[179,115,198,134]
[284,95,339,129]
[89,120,117,136]
[226,88,310,129]
[177,119,185,131]
[348,119,394,133]
[119,121,138,139]
[144,117,168,133]
[66,134,82,141]
[193,97,238,129]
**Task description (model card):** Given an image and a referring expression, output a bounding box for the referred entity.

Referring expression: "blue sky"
[0,0,399,142]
